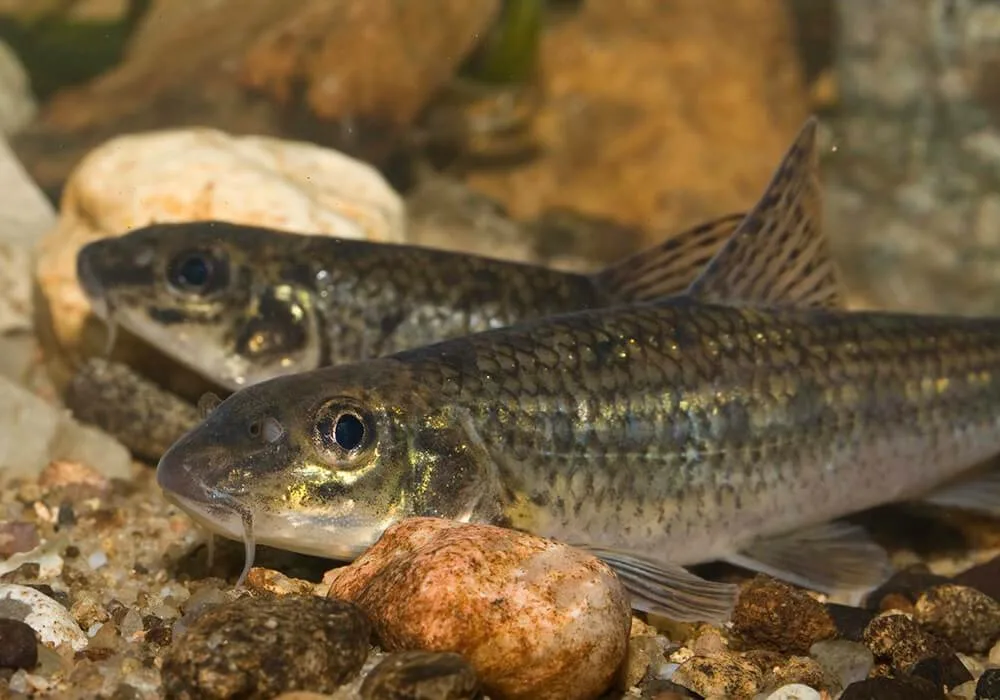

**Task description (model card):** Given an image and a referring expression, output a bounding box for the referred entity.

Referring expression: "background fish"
[74,120,834,394]
[152,119,981,626]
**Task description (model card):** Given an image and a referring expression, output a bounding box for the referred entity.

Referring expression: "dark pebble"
[953,554,1000,602]
[864,564,950,610]
[826,602,877,642]
[840,676,944,699]
[907,655,972,692]
[914,584,1000,653]
[0,618,37,670]
[161,594,371,700]
[978,668,1000,700]
[360,650,482,700]
[731,575,838,654]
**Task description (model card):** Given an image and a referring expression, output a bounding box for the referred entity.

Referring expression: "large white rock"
[34,128,406,357]
[0,40,36,137]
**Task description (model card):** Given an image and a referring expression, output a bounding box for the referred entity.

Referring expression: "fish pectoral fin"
[681,116,846,310]
[723,520,893,596]
[576,545,739,624]
[590,213,746,303]
[919,466,1000,517]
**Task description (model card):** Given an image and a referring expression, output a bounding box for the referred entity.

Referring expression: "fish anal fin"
[723,521,893,600]
[919,467,1000,517]
[684,116,845,310]
[590,213,746,303]
[576,545,738,624]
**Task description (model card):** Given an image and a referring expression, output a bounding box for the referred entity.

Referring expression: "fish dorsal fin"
[589,213,746,303]
[683,117,844,309]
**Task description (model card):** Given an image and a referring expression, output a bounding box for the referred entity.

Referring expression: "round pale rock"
[324,517,632,700]
[34,127,406,362]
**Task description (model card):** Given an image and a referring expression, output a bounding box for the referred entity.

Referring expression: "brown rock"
[161,594,371,699]
[731,576,839,654]
[861,612,951,672]
[325,517,631,700]
[913,584,1000,654]
[763,656,834,694]
[671,652,763,699]
[244,568,316,597]
[463,0,809,250]
[241,0,500,155]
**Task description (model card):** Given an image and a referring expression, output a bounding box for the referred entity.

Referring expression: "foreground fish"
[155,118,970,623]
[76,210,752,393]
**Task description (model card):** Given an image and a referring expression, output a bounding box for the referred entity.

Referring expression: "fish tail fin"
[589,213,747,303]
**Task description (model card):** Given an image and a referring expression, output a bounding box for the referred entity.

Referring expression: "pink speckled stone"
[325,517,631,700]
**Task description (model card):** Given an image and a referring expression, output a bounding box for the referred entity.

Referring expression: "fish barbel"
[155,118,987,623]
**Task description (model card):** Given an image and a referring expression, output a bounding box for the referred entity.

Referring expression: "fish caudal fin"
[919,466,1000,517]
[723,520,893,599]
[683,117,846,310]
[590,213,746,303]
[577,545,739,624]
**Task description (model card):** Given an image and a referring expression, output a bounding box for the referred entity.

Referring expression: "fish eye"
[166,249,227,295]
[315,405,372,456]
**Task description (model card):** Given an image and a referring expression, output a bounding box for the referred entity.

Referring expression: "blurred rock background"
[2,0,1000,314]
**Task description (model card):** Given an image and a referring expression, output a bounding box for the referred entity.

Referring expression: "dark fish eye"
[316,410,369,453]
[167,249,226,294]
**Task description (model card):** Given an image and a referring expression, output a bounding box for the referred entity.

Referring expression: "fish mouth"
[76,248,109,313]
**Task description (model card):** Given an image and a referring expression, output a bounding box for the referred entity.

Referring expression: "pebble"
[862,612,951,671]
[760,656,830,693]
[914,584,1000,654]
[0,522,39,557]
[979,669,1000,700]
[359,650,481,700]
[244,567,317,597]
[0,375,132,479]
[0,618,37,669]
[949,679,978,700]
[325,517,631,700]
[990,639,1000,665]
[671,652,763,698]
[161,594,371,699]
[0,583,86,652]
[731,576,838,654]
[839,676,944,699]
[34,127,406,363]
[809,639,874,689]
[953,554,1000,602]
[865,564,951,610]
[764,684,821,700]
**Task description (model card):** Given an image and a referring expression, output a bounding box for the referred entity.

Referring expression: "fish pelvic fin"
[575,545,738,624]
[682,116,846,310]
[589,213,746,303]
[723,520,893,601]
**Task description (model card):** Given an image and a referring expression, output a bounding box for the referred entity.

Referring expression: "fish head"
[76,221,326,391]
[156,359,488,561]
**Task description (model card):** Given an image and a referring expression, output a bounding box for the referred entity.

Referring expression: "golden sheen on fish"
[75,210,747,392]
[151,119,937,623]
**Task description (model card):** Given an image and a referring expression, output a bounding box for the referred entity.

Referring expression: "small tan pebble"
[161,594,371,699]
[0,521,39,557]
[359,650,481,700]
[671,652,763,698]
[272,694,335,700]
[914,584,1000,654]
[763,656,833,694]
[37,460,109,492]
[619,633,665,690]
[68,590,109,629]
[990,638,1000,665]
[948,679,978,699]
[689,626,728,656]
[244,568,316,596]
[879,592,915,614]
[731,576,838,655]
[325,517,631,700]
[630,616,659,638]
